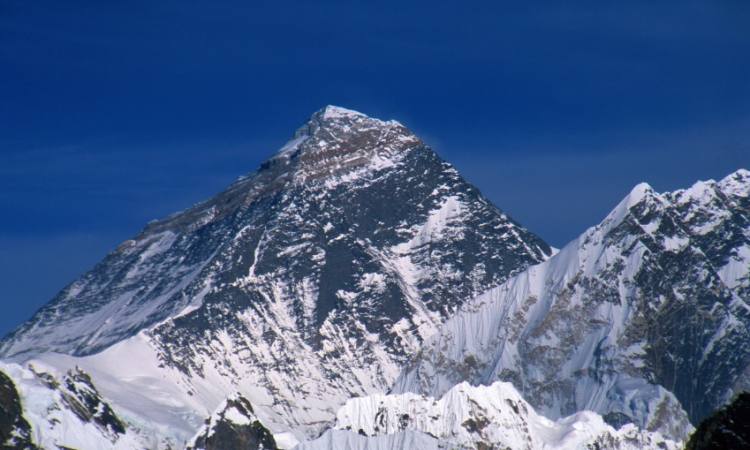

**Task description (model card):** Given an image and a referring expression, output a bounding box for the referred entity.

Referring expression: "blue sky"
[1,0,749,335]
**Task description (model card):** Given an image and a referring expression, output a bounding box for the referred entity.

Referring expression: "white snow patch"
[321,105,367,120]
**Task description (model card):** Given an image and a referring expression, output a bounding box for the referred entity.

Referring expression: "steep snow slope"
[394,169,750,441]
[23,334,210,447]
[1,106,551,442]
[301,381,678,450]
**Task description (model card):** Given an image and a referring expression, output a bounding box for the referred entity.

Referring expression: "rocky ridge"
[394,169,750,442]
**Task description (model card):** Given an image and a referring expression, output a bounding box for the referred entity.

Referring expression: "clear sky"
[1,0,749,336]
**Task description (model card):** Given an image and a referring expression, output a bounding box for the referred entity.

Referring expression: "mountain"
[393,169,750,442]
[0,106,552,446]
[298,381,679,450]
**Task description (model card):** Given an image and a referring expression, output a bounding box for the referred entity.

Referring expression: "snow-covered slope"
[394,170,750,442]
[0,362,147,449]
[0,106,552,444]
[300,381,679,450]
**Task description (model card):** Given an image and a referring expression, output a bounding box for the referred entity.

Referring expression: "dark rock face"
[187,396,277,450]
[685,392,750,450]
[0,370,37,450]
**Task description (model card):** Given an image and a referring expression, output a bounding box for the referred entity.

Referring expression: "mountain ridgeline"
[394,169,750,442]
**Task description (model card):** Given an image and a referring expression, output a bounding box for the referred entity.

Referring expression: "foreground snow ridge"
[302,381,678,450]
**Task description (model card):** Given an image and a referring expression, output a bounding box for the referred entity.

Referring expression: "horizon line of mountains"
[0,105,748,450]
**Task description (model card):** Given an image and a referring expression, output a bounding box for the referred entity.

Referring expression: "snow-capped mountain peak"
[320,105,369,120]
[276,105,419,188]
[598,181,660,235]
[5,106,743,450]
[0,106,551,445]
[626,181,655,205]
[719,168,750,197]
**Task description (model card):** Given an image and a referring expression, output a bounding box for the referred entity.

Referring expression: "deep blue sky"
[1,1,749,336]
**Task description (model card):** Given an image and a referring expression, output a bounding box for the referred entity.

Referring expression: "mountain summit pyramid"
[0,106,552,445]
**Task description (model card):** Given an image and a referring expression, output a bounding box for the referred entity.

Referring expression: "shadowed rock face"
[188,396,277,450]
[0,370,37,450]
[686,392,750,450]
[60,368,126,436]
